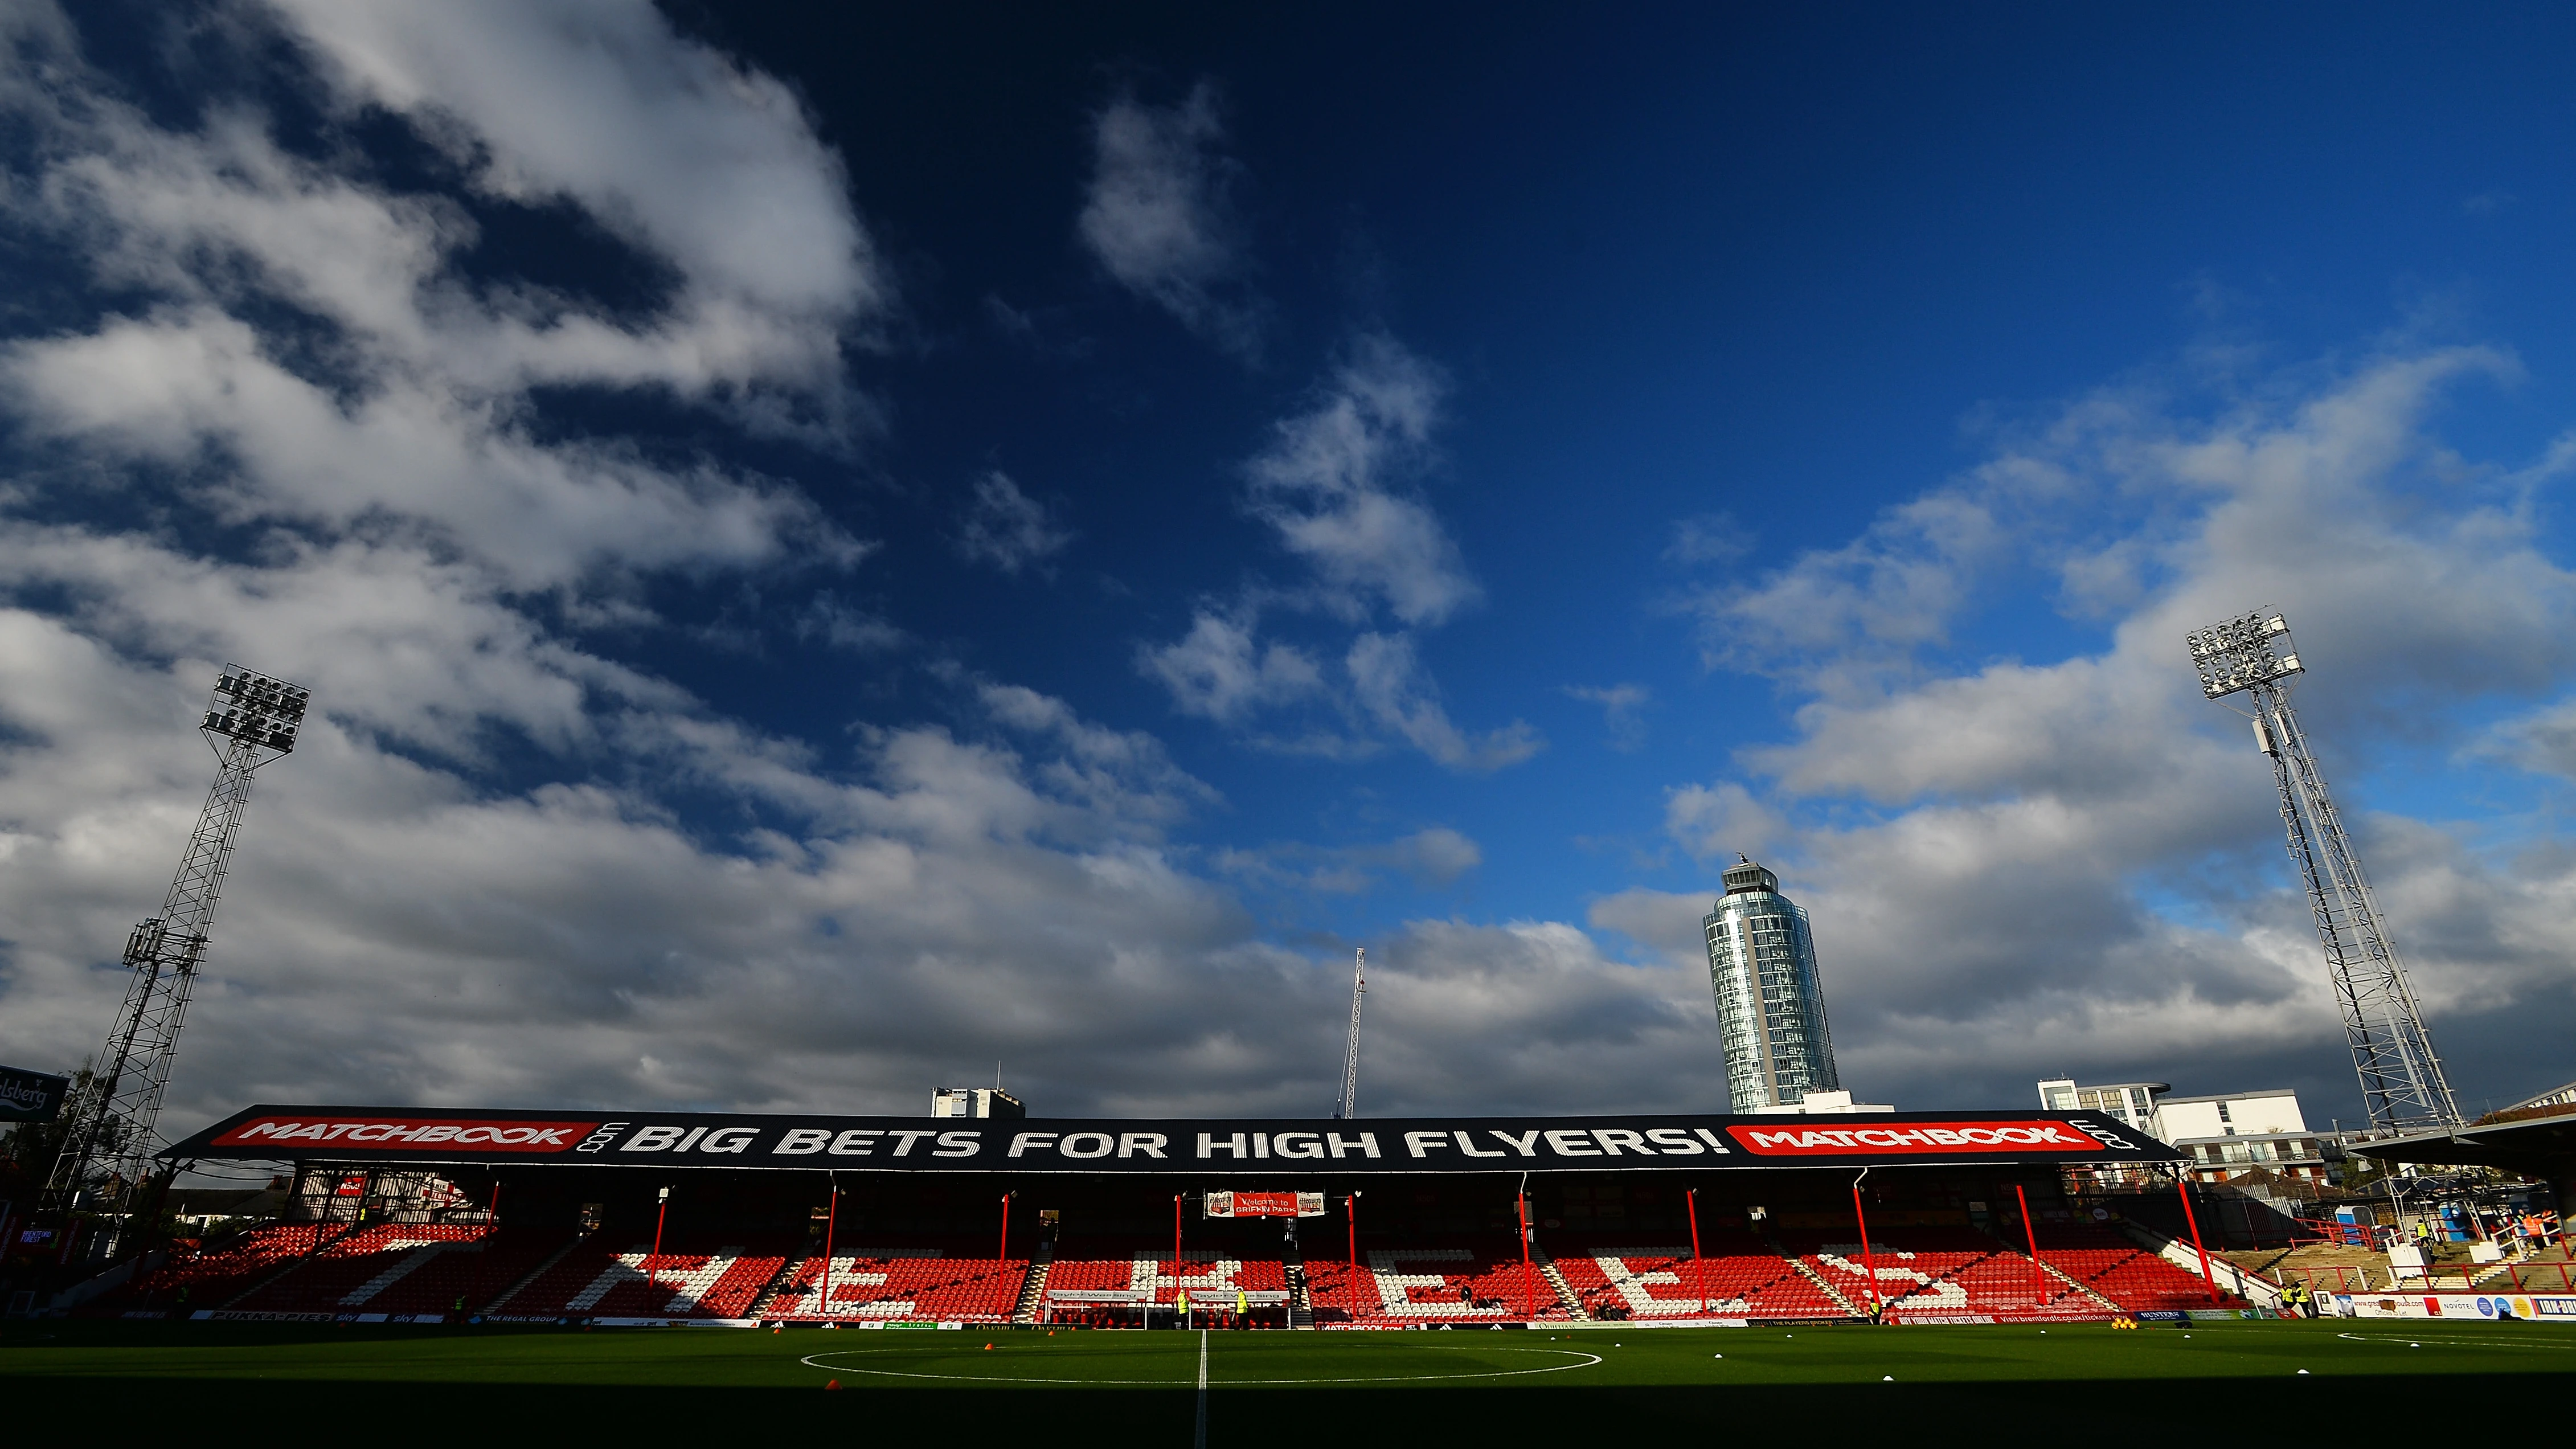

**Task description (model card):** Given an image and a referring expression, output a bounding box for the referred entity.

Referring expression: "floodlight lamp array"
[202,665,312,752]
[2184,611,2302,701]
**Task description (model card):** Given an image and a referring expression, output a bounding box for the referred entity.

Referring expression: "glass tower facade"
[1703,858,1839,1110]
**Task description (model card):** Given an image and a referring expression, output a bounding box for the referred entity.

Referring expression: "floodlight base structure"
[41,666,307,1248]
[2186,614,2458,1136]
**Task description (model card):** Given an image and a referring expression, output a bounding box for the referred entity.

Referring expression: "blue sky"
[4,2,2575,1136]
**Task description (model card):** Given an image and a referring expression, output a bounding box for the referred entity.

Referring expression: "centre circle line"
[2334,1332,2576,1350]
[797,1345,1606,1387]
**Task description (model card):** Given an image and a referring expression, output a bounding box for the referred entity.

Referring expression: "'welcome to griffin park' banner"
[166,1106,2182,1174]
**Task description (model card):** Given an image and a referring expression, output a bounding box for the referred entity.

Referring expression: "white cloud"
[1565,682,1651,751]
[956,472,1074,575]
[1661,780,1783,863]
[1215,826,1484,896]
[271,0,882,324]
[1139,337,1531,769]
[1076,81,1260,354]
[796,595,907,654]
[1346,632,1542,772]
[1246,337,1478,627]
[1138,611,1326,722]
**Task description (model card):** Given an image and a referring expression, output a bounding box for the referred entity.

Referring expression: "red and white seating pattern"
[764,1250,1028,1321]
[2033,1225,2241,1311]
[1791,1229,2093,1317]
[82,1222,334,1313]
[1042,1247,1287,1314]
[1304,1244,1571,1323]
[495,1239,789,1319]
[1549,1234,1842,1319]
[235,1223,519,1313]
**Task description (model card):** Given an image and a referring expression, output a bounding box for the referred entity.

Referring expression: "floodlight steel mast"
[43,666,310,1229]
[2185,612,2457,1134]
[1333,948,1366,1120]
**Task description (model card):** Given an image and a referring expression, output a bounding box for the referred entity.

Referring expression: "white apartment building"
[2036,1078,2166,1136]
[2037,1079,2332,1186]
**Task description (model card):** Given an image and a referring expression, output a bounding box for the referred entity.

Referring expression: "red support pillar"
[2014,1184,2045,1305]
[1686,1187,1707,1314]
[1346,1194,1358,1271]
[817,1181,841,1322]
[1173,1194,1184,1328]
[1518,1191,1538,1320]
[999,1191,1011,1263]
[2174,1177,2219,1305]
[647,1186,670,1304]
[1852,1181,1882,1318]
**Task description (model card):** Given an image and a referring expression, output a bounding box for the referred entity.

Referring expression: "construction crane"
[2185,612,2458,1133]
[44,665,310,1242]
[1333,948,1366,1120]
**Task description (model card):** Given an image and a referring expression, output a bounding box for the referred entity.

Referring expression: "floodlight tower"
[44,666,310,1227]
[2185,612,2458,1134]
[1333,948,1366,1119]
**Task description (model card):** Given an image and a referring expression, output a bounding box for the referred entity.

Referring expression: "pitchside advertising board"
[166,1106,2181,1173]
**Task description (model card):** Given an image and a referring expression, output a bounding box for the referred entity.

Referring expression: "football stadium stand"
[16,1103,2230,1327]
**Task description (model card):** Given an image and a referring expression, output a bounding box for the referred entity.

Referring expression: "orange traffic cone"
[825,1379,842,1391]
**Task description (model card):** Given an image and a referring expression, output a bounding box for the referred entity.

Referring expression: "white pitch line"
[1194,1331,1209,1449]
[796,1345,1607,1387]
[2334,1332,2576,1350]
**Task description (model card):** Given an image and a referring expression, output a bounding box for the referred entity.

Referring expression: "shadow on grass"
[5,1375,2566,1441]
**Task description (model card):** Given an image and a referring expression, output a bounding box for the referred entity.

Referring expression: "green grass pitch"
[5,1319,2567,1441]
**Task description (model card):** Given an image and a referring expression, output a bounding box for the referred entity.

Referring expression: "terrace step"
[1010,1244,1053,1324]
[1525,1238,1590,1320]
[483,1231,589,1313]
[218,1218,367,1309]
[746,1251,821,1319]
[1283,1237,1314,1329]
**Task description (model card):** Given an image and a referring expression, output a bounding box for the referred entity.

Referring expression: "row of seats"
[234,1223,571,1316]
[763,1252,1029,1321]
[2032,1225,2239,1310]
[1303,1243,1576,1323]
[1550,1232,1842,1319]
[87,1218,2234,1323]
[1783,1230,2091,1318]
[80,1222,340,1313]
[491,1236,802,1319]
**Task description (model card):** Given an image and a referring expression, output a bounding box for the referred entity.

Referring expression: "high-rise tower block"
[1704,858,1840,1110]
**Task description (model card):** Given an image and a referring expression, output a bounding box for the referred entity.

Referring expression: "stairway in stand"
[1768,1230,1863,1316]
[1526,1238,1590,1320]
[1010,1243,1053,1324]
[1283,1234,1313,1328]
[482,1232,589,1314]
[745,1252,821,1320]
